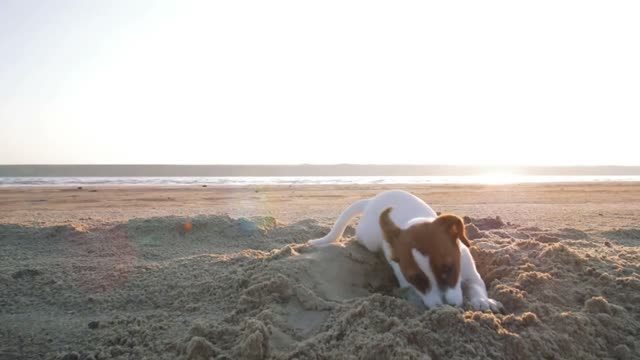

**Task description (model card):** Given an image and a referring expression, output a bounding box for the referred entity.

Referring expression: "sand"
[0,183,639,359]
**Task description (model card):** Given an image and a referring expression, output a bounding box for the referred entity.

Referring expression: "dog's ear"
[435,214,470,247]
[379,207,401,261]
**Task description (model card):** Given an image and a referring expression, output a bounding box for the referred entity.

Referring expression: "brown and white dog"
[308,190,503,312]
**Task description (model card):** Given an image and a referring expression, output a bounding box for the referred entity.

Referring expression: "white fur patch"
[411,248,434,282]
[411,248,446,308]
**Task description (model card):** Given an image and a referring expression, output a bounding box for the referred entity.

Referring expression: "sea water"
[1,175,640,187]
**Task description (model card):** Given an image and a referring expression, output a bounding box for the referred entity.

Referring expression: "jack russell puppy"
[308,190,503,312]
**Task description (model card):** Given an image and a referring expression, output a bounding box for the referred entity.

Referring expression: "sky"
[1,1,639,166]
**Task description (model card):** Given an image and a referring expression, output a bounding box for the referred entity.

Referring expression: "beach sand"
[1,183,639,359]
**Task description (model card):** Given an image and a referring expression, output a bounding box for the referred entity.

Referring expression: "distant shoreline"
[2,175,640,187]
[2,164,640,177]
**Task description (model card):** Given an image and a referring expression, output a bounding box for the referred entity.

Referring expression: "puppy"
[308,189,503,312]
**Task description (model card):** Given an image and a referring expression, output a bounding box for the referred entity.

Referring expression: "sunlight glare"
[478,173,519,185]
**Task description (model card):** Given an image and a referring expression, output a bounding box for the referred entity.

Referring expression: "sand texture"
[1,184,639,359]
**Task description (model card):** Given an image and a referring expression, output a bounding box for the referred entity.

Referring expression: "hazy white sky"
[1,1,639,165]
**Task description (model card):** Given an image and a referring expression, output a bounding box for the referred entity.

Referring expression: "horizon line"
[3,164,640,167]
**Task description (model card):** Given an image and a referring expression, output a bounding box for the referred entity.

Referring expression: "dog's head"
[379,207,470,293]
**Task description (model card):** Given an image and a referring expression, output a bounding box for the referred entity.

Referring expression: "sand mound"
[1,215,638,359]
[464,216,506,231]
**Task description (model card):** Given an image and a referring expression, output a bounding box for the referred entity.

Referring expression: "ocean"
[1,175,640,187]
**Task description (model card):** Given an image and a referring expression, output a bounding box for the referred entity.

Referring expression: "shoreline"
[1,179,640,188]
[3,180,640,187]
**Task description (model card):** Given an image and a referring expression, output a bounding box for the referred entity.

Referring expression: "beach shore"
[1,183,639,359]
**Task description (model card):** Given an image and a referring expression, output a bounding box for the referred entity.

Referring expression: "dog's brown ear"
[379,207,401,261]
[435,214,471,247]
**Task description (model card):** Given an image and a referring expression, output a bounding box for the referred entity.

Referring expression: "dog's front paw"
[444,287,463,307]
[487,298,505,314]
[470,297,490,311]
[423,291,443,309]
[470,297,504,313]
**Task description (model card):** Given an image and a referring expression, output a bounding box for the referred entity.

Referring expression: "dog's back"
[355,190,437,252]
[307,190,437,251]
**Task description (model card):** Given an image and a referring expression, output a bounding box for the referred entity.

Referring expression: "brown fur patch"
[379,208,401,262]
[406,271,430,293]
[434,214,471,247]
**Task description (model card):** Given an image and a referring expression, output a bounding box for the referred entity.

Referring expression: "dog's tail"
[307,199,369,247]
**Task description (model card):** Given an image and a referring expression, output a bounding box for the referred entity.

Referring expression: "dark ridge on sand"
[2,164,640,177]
